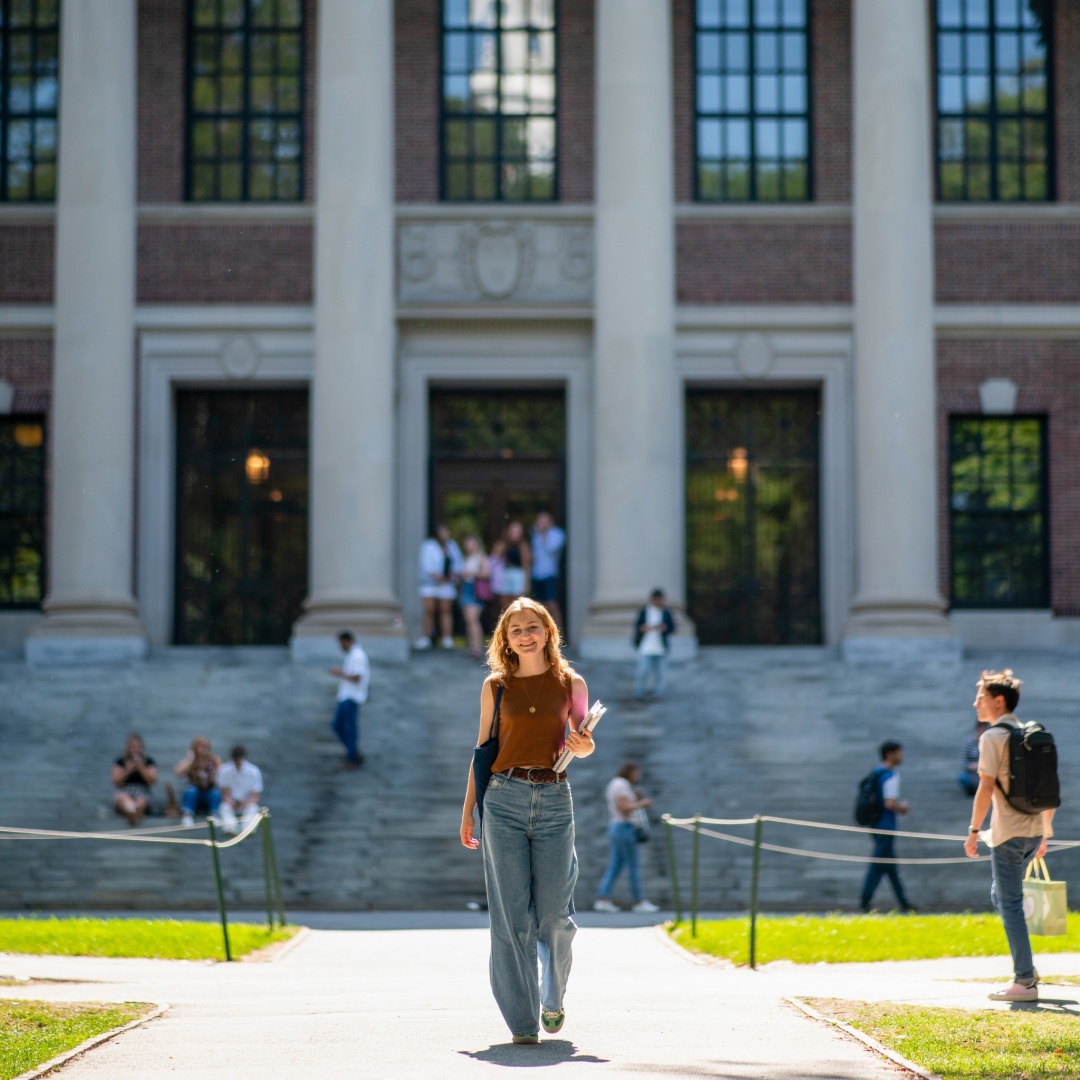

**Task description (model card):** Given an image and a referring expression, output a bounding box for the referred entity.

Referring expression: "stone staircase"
[1,646,1078,913]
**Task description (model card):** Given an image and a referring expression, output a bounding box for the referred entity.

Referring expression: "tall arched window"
[441,0,557,202]
[694,0,810,202]
[186,0,305,202]
[935,0,1052,201]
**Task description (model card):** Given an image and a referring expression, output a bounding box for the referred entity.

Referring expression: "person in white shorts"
[217,745,263,835]
[417,525,462,649]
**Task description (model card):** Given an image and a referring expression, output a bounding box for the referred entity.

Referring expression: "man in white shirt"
[531,512,566,632]
[217,745,263,835]
[633,589,675,700]
[964,669,1054,1002]
[328,631,370,769]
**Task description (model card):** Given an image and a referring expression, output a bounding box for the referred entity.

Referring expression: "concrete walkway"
[6,922,1079,1079]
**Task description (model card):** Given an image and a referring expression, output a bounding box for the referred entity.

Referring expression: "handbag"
[1023,856,1068,936]
[630,806,650,844]
[474,576,494,603]
[471,683,504,825]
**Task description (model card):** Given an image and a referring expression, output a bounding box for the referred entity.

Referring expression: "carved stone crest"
[735,333,774,378]
[464,222,535,300]
[221,335,260,380]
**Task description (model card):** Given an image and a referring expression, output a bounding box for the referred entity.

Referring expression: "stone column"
[290,0,406,662]
[843,0,957,661]
[28,0,147,664]
[580,0,694,659]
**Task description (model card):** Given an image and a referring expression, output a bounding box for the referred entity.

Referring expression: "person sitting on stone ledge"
[112,733,158,827]
[217,744,264,836]
[174,735,222,827]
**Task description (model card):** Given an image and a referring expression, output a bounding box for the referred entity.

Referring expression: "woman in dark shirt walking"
[460,598,594,1044]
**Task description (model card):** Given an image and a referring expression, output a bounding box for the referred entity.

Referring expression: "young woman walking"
[460,597,594,1044]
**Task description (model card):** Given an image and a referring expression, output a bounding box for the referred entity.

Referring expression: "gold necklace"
[521,670,547,714]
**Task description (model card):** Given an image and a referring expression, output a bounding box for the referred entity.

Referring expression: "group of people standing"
[417,513,565,657]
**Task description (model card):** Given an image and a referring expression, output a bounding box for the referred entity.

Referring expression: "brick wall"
[672,0,694,203]
[0,227,53,303]
[396,0,441,202]
[557,0,594,203]
[137,0,185,202]
[0,337,51,412]
[1054,0,1080,202]
[937,339,1080,614]
[137,0,317,203]
[811,0,851,203]
[676,221,851,303]
[137,224,312,304]
[935,223,1080,303]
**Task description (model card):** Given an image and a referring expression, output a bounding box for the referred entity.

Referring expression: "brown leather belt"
[504,767,567,784]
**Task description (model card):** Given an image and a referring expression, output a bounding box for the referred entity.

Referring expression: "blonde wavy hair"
[486,597,573,687]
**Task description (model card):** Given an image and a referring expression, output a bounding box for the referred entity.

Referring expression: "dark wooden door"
[686,389,821,645]
[174,389,308,645]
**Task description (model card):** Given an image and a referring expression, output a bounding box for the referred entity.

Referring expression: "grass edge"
[786,996,941,1080]
[7,1001,167,1080]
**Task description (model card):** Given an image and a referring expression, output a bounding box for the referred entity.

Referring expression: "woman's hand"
[460,813,479,849]
[565,728,595,758]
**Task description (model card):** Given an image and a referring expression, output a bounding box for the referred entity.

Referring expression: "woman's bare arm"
[564,674,594,757]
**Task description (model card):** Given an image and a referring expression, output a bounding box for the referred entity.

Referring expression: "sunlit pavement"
[6,921,1078,1079]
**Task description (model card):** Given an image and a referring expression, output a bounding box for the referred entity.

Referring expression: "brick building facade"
[3,0,1078,660]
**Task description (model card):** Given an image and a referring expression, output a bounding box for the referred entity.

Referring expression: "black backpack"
[854,767,886,827]
[992,721,1061,815]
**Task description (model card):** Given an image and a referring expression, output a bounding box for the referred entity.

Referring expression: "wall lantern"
[728,446,748,483]
[245,449,270,484]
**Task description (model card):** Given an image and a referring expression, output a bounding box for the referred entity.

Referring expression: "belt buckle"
[525,767,544,783]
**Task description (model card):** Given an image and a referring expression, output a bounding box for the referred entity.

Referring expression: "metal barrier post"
[691,816,701,938]
[749,815,764,970]
[260,811,276,929]
[263,811,287,927]
[207,818,233,962]
[663,816,682,924]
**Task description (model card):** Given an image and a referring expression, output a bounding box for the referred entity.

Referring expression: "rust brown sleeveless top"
[491,670,571,773]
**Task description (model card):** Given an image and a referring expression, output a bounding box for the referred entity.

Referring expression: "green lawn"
[0,918,296,962]
[670,913,1080,966]
[808,998,1080,1080]
[0,999,153,1080]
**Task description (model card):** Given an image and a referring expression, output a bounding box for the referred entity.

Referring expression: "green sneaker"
[512,1033,539,1045]
[541,1009,565,1034]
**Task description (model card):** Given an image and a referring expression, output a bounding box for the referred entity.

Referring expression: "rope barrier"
[662,810,1077,967]
[667,819,990,865]
[0,810,286,961]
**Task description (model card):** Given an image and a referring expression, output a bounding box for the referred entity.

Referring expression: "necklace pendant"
[529,706,536,713]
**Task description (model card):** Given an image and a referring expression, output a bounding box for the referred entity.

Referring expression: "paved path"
[6,923,1080,1079]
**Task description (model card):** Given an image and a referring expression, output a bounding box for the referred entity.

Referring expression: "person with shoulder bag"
[965,669,1059,1002]
[593,762,659,914]
[460,598,594,1045]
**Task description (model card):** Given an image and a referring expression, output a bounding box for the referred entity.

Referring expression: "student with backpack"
[857,741,915,913]
[964,669,1059,1002]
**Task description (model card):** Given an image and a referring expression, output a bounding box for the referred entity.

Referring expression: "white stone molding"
[137,330,312,646]
[676,203,852,224]
[398,217,594,306]
[138,204,314,224]
[397,327,593,647]
[678,326,855,648]
[979,378,1019,415]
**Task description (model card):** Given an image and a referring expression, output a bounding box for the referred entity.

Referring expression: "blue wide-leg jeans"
[991,834,1042,982]
[597,821,643,901]
[481,773,578,1037]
